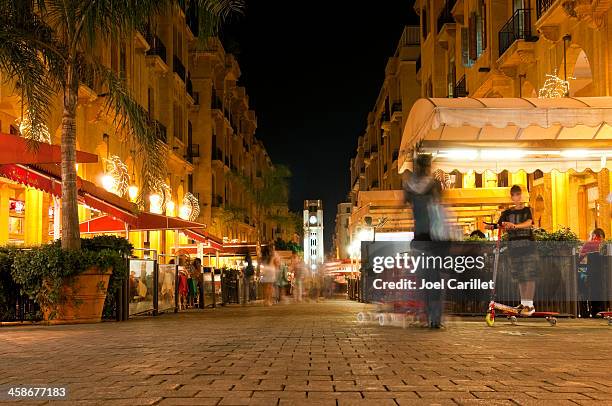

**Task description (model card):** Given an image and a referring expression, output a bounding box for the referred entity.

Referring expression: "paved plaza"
[1,300,612,406]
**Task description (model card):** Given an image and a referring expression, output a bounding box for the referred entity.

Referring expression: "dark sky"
[223,1,418,251]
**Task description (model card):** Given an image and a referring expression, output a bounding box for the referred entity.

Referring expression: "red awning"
[0,164,137,224]
[80,213,207,234]
[0,133,98,164]
[181,229,223,250]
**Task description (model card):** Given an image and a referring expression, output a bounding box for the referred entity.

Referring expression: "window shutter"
[469,14,477,61]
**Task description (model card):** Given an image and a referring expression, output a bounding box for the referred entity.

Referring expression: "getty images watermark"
[370,252,494,291]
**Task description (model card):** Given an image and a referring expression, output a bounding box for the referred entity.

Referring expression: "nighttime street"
[2,300,612,406]
[2,0,612,405]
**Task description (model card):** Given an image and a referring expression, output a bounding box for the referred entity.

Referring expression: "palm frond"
[0,0,63,148]
[94,62,167,207]
[194,0,245,41]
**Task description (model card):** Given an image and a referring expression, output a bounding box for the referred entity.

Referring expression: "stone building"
[410,0,612,238]
[0,3,290,251]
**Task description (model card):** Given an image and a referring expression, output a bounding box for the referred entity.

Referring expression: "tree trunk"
[60,63,81,250]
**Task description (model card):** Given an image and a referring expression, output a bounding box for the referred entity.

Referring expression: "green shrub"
[8,236,132,320]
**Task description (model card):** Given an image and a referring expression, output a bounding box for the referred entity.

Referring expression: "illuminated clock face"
[309,215,317,225]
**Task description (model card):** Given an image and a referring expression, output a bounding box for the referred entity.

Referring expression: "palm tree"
[0,0,243,250]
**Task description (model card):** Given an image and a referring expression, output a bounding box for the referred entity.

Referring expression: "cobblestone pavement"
[1,300,612,406]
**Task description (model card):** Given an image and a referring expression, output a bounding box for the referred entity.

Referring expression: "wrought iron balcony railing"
[498,9,534,58]
[144,34,167,64]
[173,55,186,82]
[536,0,555,20]
[437,0,457,33]
[454,75,467,98]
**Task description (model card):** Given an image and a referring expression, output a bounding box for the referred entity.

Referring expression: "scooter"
[484,224,558,327]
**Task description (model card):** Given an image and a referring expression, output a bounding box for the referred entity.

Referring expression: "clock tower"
[303,200,324,271]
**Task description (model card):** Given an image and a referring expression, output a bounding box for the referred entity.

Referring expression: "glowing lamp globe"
[179,204,191,220]
[149,193,162,213]
[101,174,116,192]
[128,185,139,201]
[166,201,175,215]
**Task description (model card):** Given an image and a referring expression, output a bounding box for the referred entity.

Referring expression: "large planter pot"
[43,267,112,325]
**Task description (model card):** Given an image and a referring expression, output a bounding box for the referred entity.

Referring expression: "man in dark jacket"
[404,154,444,328]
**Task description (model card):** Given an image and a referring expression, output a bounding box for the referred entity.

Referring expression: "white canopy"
[399,97,612,174]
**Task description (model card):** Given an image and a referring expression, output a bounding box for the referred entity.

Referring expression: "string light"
[16,115,52,144]
[179,192,200,221]
[538,69,572,98]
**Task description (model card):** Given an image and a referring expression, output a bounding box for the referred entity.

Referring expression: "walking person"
[260,245,278,306]
[242,253,255,305]
[190,258,204,309]
[404,154,445,329]
[290,251,305,303]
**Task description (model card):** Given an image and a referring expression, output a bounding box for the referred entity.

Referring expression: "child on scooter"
[486,184,536,316]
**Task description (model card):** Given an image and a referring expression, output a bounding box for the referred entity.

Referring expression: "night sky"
[224,1,418,250]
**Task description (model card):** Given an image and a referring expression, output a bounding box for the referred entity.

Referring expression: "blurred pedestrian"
[242,253,255,305]
[290,251,305,303]
[189,258,203,309]
[178,268,189,310]
[404,153,444,329]
[260,245,278,306]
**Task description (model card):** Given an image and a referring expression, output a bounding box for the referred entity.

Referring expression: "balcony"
[153,120,167,144]
[391,102,402,122]
[536,0,555,19]
[212,147,223,162]
[437,0,456,33]
[498,9,537,58]
[454,75,467,98]
[186,143,199,163]
[186,74,194,99]
[144,33,168,73]
[173,55,186,83]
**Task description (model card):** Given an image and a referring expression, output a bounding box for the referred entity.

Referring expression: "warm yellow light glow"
[149,193,162,213]
[480,149,526,160]
[101,174,115,192]
[128,184,139,201]
[179,204,191,220]
[560,149,590,158]
[441,149,478,160]
[166,200,175,215]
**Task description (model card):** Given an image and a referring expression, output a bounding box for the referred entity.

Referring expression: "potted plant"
[11,237,130,324]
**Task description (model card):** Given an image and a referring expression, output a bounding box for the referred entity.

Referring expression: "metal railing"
[153,120,167,143]
[173,55,186,82]
[536,0,555,19]
[186,75,193,98]
[454,75,467,98]
[437,0,457,33]
[144,33,167,64]
[498,9,533,57]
